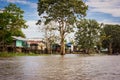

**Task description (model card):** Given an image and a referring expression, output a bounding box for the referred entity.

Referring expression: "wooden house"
[27,39,46,53]
[12,36,27,52]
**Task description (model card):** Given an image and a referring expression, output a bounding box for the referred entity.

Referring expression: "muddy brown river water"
[0,54,120,80]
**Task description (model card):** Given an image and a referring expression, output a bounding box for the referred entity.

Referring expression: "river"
[0,54,120,80]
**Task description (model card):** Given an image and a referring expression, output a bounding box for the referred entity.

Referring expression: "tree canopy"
[37,0,88,55]
[75,19,102,54]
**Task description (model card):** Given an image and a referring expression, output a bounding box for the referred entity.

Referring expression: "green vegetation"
[102,24,120,54]
[75,19,102,54]
[0,52,51,57]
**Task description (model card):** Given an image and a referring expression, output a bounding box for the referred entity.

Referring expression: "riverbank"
[0,52,51,57]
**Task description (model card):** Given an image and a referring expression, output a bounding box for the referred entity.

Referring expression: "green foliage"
[102,24,120,54]
[37,0,88,26]
[37,0,88,54]
[0,3,27,45]
[75,19,102,53]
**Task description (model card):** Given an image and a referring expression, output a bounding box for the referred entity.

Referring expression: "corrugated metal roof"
[12,36,27,41]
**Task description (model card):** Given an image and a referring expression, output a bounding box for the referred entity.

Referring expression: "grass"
[0,52,107,57]
[0,52,50,57]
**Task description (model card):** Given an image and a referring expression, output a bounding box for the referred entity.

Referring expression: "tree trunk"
[84,49,89,54]
[59,20,66,55]
[46,42,51,54]
[60,37,65,55]
[2,35,5,52]
[109,42,112,55]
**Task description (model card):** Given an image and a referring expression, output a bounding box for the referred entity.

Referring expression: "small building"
[66,42,74,53]
[27,40,46,50]
[27,39,46,53]
[12,36,27,52]
[52,43,60,52]
[0,9,4,13]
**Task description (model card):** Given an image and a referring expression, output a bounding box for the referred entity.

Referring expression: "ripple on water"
[0,54,120,80]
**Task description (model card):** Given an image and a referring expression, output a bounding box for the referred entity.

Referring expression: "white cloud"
[98,19,120,25]
[26,20,37,27]
[86,0,120,17]
[6,0,37,8]
[22,20,43,38]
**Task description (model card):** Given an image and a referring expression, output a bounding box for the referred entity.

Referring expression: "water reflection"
[0,55,120,80]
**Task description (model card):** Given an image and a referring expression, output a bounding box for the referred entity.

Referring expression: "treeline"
[0,2,120,55]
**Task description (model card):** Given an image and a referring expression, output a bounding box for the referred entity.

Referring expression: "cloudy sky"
[0,0,120,38]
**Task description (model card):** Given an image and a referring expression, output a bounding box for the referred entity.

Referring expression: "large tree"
[37,0,88,55]
[102,24,120,54]
[0,3,27,51]
[75,19,102,54]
